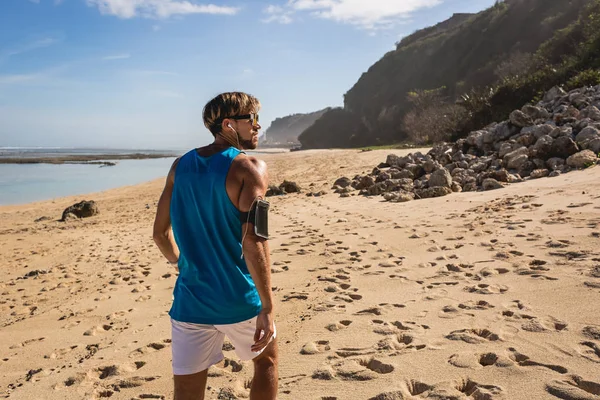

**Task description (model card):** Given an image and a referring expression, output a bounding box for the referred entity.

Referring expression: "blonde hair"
[203,92,261,136]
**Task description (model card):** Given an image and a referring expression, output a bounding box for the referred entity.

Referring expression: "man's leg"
[250,339,278,400]
[174,370,209,400]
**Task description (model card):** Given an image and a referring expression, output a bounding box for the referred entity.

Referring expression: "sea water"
[0,148,181,205]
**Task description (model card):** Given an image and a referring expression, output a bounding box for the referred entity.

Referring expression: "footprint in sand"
[449,352,514,369]
[300,340,331,355]
[508,348,568,373]
[376,333,427,352]
[368,378,504,400]
[464,283,508,295]
[325,320,353,332]
[313,357,395,381]
[282,292,309,301]
[445,328,502,344]
[520,316,568,333]
[129,339,171,357]
[546,375,600,400]
[579,341,600,363]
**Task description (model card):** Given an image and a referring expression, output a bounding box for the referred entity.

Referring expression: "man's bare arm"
[238,157,275,351]
[153,159,180,266]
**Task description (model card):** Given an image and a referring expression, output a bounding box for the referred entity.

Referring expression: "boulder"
[391,169,414,180]
[353,175,375,190]
[588,138,600,154]
[551,136,579,158]
[543,86,567,102]
[530,135,554,159]
[482,179,504,191]
[530,169,550,179]
[546,157,565,171]
[415,187,452,199]
[575,126,600,149]
[266,185,285,196]
[503,147,529,170]
[61,200,99,221]
[279,180,301,193]
[428,168,452,188]
[578,105,600,121]
[383,191,415,203]
[333,177,352,188]
[566,150,598,169]
[522,105,551,120]
[509,110,534,127]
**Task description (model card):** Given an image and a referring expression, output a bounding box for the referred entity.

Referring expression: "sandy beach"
[1,148,599,400]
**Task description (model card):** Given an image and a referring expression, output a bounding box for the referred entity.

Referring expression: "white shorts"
[171,316,276,375]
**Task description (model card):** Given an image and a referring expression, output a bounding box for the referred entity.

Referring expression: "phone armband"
[239,199,270,239]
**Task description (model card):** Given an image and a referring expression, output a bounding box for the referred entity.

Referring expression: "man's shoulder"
[233,153,267,174]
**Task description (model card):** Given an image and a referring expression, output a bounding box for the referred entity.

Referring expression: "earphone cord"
[240,196,262,259]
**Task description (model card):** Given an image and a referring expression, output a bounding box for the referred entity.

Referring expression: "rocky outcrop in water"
[333,85,600,202]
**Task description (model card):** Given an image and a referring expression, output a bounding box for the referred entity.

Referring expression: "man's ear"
[221,118,232,131]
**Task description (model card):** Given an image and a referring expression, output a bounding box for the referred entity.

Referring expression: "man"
[153,92,277,400]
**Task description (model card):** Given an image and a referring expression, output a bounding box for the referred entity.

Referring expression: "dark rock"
[503,147,529,170]
[375,172,391,183]
[391,169,414,180]
[266,185,285,196]
[510,110,534,127]
[543,86,567,102]
[530,135,554,159]
[279,180,301,193]
[522,105,551,121]
[61,200,99,221]
[333,177,352,188]
[383,191,414,203]
[428,168,452,188]
[415,186,452,199]
[578,105,600,121]
[551,136,579,158]
[575,126,600,149]
[482,178,504,191]
[405,163,425,179]
[546,157,565,171]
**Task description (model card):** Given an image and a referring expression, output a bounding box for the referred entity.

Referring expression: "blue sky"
[0,0,497,150]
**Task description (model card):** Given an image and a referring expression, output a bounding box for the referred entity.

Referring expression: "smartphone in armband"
[254,199,270,239]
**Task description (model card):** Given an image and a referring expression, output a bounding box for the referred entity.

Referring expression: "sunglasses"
[227,113,259,125]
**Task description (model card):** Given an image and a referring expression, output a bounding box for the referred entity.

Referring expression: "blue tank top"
[168,147,262,324]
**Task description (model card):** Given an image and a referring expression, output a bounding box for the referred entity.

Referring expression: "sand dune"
[1,149,599,399]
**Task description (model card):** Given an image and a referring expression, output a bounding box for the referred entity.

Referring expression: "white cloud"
[279,0,442,30]
[262,4,294,24]
[86,0,239,19]
[102,53,131,60]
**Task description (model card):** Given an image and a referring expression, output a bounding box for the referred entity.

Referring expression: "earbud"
[227,123,233,129]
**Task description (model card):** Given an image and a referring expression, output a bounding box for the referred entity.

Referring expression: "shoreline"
[0,153,179,165]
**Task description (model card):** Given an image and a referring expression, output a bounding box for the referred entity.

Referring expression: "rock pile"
[334,85,600,202]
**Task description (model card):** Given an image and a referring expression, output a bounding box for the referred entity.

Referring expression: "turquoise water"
[0,157,177,205]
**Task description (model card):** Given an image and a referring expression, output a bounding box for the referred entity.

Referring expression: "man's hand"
[252,310,275,353]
